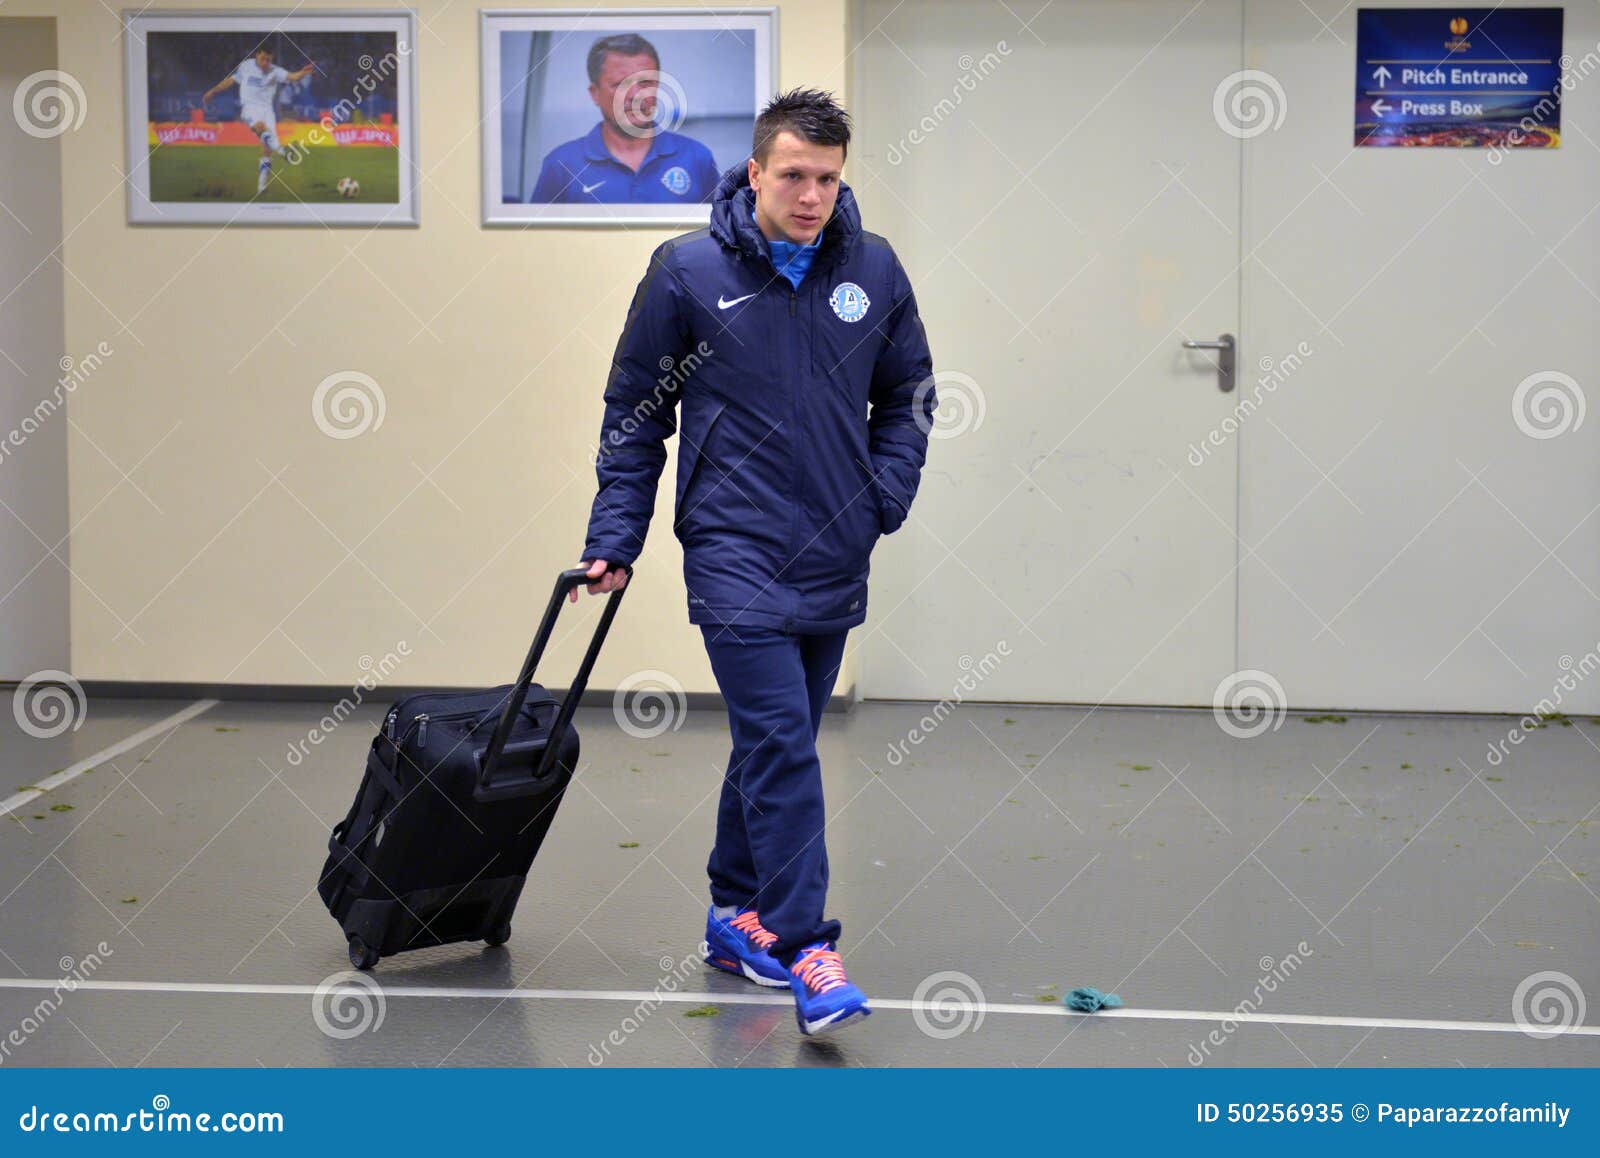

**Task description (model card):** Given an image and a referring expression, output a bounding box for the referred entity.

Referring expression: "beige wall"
[1,18,69,677]
[15,0,854,697]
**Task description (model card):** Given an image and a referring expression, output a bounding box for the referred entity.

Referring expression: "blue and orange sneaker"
[702,906,789,988]
[786,940,871,1036]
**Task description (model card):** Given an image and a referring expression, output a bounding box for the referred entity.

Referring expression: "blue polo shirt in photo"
[754,202,822,289]
[527,122,720,204]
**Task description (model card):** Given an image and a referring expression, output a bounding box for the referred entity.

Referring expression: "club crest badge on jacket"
[829,282,871,322]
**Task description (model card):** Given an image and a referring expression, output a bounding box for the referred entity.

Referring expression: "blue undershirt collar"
[751,201,821,289]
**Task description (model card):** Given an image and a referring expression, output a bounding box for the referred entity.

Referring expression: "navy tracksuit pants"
[699,624,849,968]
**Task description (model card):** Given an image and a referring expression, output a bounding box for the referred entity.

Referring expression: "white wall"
[846,0,1597,711]
[1238,0,1600,712]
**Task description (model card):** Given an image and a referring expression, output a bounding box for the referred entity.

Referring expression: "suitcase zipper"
[402,697,559,751]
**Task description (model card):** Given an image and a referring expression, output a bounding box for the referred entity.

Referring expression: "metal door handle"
[1182,333,1235,393]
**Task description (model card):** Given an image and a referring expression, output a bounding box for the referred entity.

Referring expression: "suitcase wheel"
[347,935,380,971]
[484,921,512,948]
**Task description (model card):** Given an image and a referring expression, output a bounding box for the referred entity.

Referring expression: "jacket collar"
[709,162,860,272]
[753,201,821,263]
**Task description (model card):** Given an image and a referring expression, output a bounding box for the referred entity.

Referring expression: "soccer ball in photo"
[336,177,361,199]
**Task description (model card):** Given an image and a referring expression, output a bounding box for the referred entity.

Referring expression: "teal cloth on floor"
[1064,987,1123,1012]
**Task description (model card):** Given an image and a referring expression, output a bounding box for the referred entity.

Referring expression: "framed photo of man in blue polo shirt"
[481,9,777,226]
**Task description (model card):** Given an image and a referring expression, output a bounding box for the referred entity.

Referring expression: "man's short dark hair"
[586,34,660,85]
[752,87,852,164]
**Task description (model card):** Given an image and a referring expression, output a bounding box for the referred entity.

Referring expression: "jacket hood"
[709,162,862,267]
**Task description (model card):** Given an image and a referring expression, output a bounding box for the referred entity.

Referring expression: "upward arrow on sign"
[1372,65,1391,86]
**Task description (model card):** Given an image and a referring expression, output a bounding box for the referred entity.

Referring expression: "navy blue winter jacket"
[581,165,935,632]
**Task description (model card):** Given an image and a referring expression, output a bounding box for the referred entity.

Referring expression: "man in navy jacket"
[577,89,934,1036]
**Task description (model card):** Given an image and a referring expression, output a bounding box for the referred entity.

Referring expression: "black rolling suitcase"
[318,565,630,970]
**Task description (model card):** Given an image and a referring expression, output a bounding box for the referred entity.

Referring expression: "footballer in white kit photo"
[142,29,404,206]
[201,47,318,195]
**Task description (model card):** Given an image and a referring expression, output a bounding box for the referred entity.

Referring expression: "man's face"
[589,52,660,136]
[254,51,274,71]
[748,131,844,246]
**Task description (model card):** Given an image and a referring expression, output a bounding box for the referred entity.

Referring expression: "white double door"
[850,0,1599,714]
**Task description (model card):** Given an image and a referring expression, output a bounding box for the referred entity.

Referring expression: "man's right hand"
[570,558,627,603]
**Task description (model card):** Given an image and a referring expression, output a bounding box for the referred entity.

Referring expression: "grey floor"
[0,697,1596,1067]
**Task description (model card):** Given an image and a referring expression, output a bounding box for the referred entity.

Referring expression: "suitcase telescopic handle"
[474,564,632,799]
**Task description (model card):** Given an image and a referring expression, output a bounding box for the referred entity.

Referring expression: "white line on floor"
[0,977,1594,1038]
[0,700,219,819]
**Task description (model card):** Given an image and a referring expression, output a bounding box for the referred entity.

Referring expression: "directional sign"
[1356,8,1564,148]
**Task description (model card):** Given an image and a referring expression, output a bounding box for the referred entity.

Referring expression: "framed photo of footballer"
[481,8,777,227]
[122,9,419,226]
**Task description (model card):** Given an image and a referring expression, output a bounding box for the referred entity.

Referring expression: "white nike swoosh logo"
[581,180,605,194]
[717,293,757,310]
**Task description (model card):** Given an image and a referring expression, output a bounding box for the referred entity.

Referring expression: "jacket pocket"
[849,424,893,536]
[840,454,884,549]
[673,400,726,538]
[867,470,893,535]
